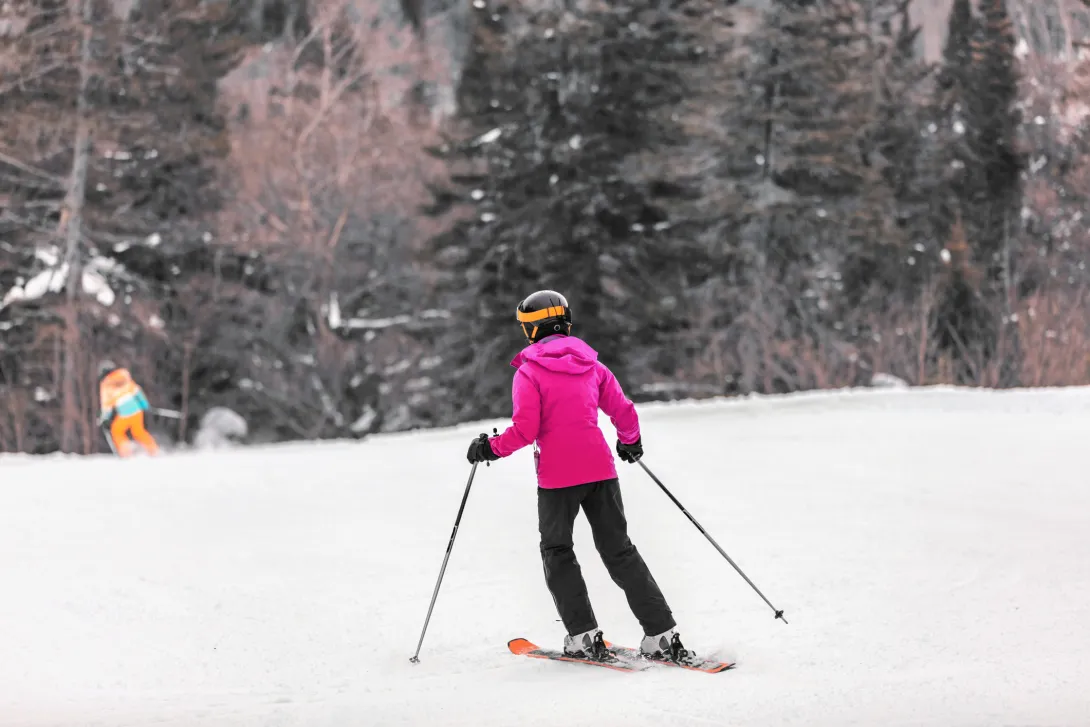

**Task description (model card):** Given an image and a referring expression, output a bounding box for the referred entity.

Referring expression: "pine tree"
[637,0,752,396]
[938,0,974,95]
[850,0,938,306]
[927,0,976,245]
[967,0,1024,385]
[711,0,906,391]
[933,213,994,380]
[915,0,990,383]
[921,0,1023,384]
[428,2,703,422]
[968,0,1023,290]
[873,3,932,201]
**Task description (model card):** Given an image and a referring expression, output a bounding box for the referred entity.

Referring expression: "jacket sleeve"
[489,368,541,457]
[135,388,150,410]
[597,362,640,445]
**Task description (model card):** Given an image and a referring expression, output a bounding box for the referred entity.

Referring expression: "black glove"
[467,433,500,464]
[616,437,643,463]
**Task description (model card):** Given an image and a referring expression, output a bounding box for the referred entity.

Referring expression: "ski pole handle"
[485,428,497,466]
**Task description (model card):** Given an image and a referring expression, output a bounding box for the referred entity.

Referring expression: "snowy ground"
[2,387,1089,727]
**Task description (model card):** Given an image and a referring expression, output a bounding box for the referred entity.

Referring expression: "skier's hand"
[616,438,643,463]
[98,410,113,426]
[466,433,500,464]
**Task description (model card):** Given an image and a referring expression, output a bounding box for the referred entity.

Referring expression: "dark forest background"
[2,0,1088,454]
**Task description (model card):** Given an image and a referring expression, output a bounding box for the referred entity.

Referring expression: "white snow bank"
[1,388,1089,726]
[870,372,909,388]
[192,407,249,449]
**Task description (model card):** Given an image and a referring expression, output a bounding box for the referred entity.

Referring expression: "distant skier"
[466,290,693,665]
[97,360,160,458]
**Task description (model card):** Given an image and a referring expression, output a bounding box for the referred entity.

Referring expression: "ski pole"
[151,408,183,419]
[101,425,118,456]
[637,460,788,624]
[410,432,491,663]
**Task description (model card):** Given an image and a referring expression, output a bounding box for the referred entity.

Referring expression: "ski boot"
[563,628,615,662]
[639,628,699,666]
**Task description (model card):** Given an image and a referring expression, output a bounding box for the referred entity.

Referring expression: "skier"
[97,360,160,457]
[466,290,694,665]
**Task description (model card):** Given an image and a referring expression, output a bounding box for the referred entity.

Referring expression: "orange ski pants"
[110,412,159,457]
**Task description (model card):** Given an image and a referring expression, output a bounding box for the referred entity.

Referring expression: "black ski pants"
[538,478,675,637]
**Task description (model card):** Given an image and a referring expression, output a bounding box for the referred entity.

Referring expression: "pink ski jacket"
[488,336,641,489]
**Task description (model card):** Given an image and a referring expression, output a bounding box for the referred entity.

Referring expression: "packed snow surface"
[2,387,1089,727]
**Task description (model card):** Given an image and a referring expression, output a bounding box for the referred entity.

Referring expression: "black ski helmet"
[97,360,117,379]
[516,290,572,343]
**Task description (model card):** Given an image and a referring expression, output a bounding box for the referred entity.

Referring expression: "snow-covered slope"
[2,387,1089,727]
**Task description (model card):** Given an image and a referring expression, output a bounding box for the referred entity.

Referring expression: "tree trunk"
[250,0,265,37]
[59,0,94,453]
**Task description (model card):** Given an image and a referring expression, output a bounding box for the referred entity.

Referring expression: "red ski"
[507,638,735,674]
[605,641,735,674]
[507,638,650,672]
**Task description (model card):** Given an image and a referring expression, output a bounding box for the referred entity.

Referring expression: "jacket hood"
[510,335,598,374]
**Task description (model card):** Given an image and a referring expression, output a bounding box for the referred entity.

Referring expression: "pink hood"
[489,336,641,489]
[510,336,600,374]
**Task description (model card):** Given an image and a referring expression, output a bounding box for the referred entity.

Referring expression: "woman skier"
[466,290,694,665]
[97,360,160,457]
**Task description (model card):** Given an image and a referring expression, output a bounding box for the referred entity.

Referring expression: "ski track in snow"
[2,387,1090,726]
